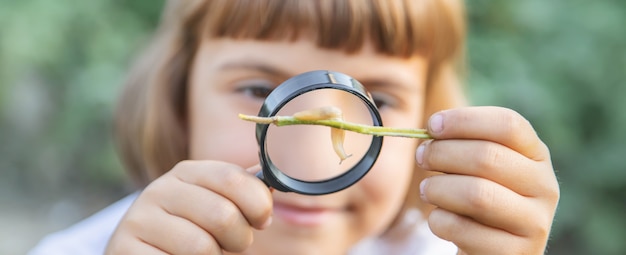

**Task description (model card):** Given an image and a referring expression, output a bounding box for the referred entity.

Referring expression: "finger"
[421,174,552,238]
[417,139,554,197]
[247,164,276,193]
[246,164,262,174]
[131,240,169,255]
[428,208,542,255]
[152,175,254,252]
[124,200,222,255]
[105,234,169,255]
[427,107,550,161]
[173,161,273,229]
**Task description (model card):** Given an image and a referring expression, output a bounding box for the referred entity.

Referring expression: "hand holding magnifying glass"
[239,70,432,195]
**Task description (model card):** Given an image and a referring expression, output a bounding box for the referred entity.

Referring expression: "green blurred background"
[0,0,624,254]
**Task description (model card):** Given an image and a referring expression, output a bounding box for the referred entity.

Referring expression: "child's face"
[187,38,428,254]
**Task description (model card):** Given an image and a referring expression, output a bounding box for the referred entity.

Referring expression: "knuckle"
[168,160,202,182]
[246,185,273,226]
[212,203,241,233]
[500,109,536,146]
[428,209,468,242]
[544,181,561,204]
[528,204,558,239]
[475,143,505,171]
[138,180,165,204]
[141,170,185,202]
[211,204,253,253]
[466,181,496,211]
[539,140,551,156]
[172,159,195,172]
[537,164,560,203]
[427,209,454,240]
[501,109,525,134]
[255,199,273,224]
[227,229,254,253]
[526,215,552,241]
[187,235,218,255]
[221,169,247,189]
[534,224,551,241]
[121,211,144,232]
[104,234,135,255]
[208,205,249,252]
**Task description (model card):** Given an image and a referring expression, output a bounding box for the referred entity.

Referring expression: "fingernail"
[429,113,444,134]
[419,178,429,202]
[416,140,431,168]
[416,142,426,166]
[261,216,272,229]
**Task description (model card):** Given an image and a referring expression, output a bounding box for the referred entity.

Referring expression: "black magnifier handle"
[255,168,289,191]
[254,70,383,195]
[255,171,267,186]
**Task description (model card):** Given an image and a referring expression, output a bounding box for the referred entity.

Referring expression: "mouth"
[272,202,343,227]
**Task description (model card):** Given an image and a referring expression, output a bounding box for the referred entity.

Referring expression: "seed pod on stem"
[293,106,352,163]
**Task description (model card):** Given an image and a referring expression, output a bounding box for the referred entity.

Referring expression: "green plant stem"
[238,114,433,139]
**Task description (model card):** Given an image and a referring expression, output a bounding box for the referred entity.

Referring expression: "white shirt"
[28,193,139,255]
[29,192,457,255]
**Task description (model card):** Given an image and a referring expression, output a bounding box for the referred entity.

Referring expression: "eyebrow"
[359,78,419,95]
[218,60,419,94]
[218,60,292,81]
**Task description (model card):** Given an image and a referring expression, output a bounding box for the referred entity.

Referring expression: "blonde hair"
[115,0,466,200]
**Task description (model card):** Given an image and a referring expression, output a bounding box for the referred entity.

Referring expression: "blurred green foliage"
[0,0,164,198]
[0,0,164,252]
[0,0,624,254]
[466,1,626,254]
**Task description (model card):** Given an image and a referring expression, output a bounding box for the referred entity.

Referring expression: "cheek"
[188,95,259,167]
[356,136,418,233]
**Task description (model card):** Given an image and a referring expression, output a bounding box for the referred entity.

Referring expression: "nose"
[265,89,373,182]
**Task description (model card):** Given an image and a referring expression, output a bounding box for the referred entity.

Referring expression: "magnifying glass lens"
[265,89,374,182]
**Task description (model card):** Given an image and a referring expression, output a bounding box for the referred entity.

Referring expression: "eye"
[370,91,397,110]
[235,79,275,100]
[239,86,273,99]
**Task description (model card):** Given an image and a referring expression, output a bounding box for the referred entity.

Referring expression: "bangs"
[195,0,464,61]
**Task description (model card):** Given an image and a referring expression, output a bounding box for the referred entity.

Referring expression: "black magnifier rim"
[256,70,383,195]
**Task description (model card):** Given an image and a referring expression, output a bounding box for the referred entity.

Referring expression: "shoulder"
[349,209,458,255]
[28,192,139,255]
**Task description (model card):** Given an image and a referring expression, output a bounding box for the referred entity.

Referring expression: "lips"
[272,202,341,227]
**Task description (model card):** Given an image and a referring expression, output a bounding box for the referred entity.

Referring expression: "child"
[30,0,560,254]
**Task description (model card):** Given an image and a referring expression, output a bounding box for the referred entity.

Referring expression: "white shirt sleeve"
[349,209,459,255]
[27,192,138,255]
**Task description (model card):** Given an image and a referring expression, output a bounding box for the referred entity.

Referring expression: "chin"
[246,242,350,255]
[249,224,356,255]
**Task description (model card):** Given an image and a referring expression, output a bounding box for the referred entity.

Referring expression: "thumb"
[245,164,262,175]
[246,164,273,192]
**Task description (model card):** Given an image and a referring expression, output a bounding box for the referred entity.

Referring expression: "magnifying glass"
[253,70,383,195]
